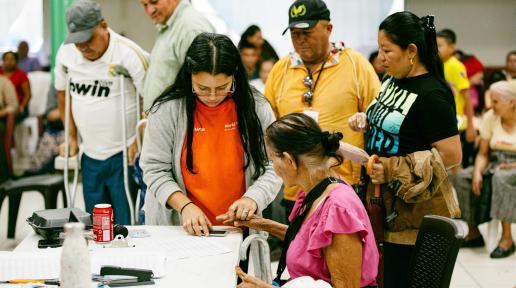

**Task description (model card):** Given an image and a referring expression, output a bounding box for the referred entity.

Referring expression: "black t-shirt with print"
[365,73,458,157]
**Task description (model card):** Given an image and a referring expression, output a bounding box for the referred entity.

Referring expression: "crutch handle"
[366,155,381,198]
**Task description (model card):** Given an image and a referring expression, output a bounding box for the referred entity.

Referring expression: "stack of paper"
[143,236,232,260]
[0,250,166,280]
[0,251,60,280]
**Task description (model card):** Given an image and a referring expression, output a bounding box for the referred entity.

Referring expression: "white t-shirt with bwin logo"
[55,29,149,161]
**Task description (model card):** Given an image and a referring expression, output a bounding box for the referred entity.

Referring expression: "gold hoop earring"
[410,58,414,65]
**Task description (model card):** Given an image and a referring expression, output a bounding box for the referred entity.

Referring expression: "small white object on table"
[10,225,242,287]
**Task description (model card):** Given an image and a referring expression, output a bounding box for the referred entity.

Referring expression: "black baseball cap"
[282,0,331,35]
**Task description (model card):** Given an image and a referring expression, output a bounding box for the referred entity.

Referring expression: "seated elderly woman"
[0,75,18,182]
[453,80,516,258]
[218,113,379,288]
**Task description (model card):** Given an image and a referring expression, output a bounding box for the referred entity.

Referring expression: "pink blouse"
[286,183,379,287]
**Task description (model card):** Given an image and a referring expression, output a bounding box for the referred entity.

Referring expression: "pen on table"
[1,279,60,285]
[6,279,45,284]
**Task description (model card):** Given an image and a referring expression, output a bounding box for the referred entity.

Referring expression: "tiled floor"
[1,186,515,287]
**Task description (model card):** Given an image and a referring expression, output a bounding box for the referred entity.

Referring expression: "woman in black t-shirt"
[348,12,462,288]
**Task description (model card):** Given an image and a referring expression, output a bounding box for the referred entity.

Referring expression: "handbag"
[472,168,493,225]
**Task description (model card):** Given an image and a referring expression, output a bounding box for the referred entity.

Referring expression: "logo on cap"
[290,5,307,18]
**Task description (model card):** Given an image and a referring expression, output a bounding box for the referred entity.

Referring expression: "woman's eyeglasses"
[303,75,313,105]
[192,78,236,97]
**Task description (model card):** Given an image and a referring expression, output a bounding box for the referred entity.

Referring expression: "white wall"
[92,0,399,57]
[96,0,157,52]
[43,0,515,66]
[406,0,516,66]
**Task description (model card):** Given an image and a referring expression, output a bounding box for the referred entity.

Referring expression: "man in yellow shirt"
[437,29,476,167]
[264,0,380,216]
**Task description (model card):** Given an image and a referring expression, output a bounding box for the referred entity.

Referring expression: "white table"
[10,225,243,288]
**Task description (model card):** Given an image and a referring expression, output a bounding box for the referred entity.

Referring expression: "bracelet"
[179,201,193,215]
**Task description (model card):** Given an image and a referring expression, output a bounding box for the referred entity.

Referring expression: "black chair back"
[407,215,464,288]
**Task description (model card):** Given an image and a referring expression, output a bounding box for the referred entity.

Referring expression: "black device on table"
[208,230,229,237]
[38,238,64,248]
[97,266,154,287]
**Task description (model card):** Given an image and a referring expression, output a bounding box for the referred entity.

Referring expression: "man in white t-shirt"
[55,0,149,224]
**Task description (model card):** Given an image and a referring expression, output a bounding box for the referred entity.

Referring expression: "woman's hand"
[236,266,272,288]
[127,139,139,166]
[218,213,262,229]
[218,197,258,223]
[497,162,516,169]
[348,112,368,132]
[472,171,483,197]
[369,162,386,184]
[181,203,212,236]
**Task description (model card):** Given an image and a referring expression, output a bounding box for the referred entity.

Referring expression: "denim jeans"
[81,152,137,225]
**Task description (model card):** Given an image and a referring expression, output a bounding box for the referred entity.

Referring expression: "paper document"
[338,142,370,165]
[0,250,166,280]
[145,236,232,260]
[0,251,60,280]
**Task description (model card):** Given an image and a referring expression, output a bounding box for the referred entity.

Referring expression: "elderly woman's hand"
[348,112,368,132]
[217,213,262,230]
[236,266,273,288]
[218,197,258,223]
[472,171,483,197]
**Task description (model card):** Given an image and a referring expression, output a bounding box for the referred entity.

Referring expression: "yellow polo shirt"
[443,56,470,130]
[264,44,380,201]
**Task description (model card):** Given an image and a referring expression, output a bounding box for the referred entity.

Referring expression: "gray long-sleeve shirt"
[140,91,282,225]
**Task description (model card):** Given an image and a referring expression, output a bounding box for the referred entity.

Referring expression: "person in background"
[139,0,214,110]
[452,80,516,258]
[455,49,485,113]
[484,68,510,111]
[223,113,378,287]
[501,50,516,80]
[0,51,31,120]
[369,50,385,80]
[239,41,260,80]
[437,28,476,168]
[140,33,281,234]
[250,58,276,94]
[239,25,279,62]
[349,12,462,287]
[17,41,42,73]
[55,0,149,225]
[265,0,380,218]
[25,86,64,175]
[0,75,18,182]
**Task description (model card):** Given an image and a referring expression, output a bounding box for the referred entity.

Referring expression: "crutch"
[239,233,272,284]
[135,117,147,224]
[63,71,80,208]
[113,66,136,224]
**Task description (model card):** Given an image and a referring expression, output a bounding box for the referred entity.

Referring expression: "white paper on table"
[144,236,232,260]
[0,251,60,280]
[0,250,166,280]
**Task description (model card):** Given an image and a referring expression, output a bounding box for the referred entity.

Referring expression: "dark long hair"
[150,33,267,179]
[240,25,261,44]
[379,12,449,91]
[2,51,18,62]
